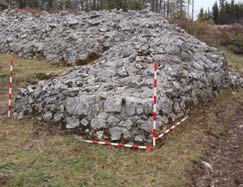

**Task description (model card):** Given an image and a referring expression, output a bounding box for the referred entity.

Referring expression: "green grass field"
[0,51,242,187]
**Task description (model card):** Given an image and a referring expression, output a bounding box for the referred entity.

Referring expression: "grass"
[221,47,243,74]
[0,51,242,186]
[0,90,242,187]
[0,54,67,109]
[0,54,66,80]
[0,116,205,187]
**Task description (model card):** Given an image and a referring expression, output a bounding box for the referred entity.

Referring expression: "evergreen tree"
[212,1,219,24]
[212,0,243,25]
[198,8,204,21]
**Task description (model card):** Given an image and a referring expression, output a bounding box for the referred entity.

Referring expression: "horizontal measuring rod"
[156,116,188,141]
[75,136,154,151]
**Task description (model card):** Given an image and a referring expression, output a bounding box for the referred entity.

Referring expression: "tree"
[187,0,190,19]
[9,0,243,25]
[219,0,225,7]
[163,0,166,16]
[198,8,204,21]
[191,0,194,21]
[211,0,243,24]
[212,1,219,24]
[167,0,170,18]
[18,0,27,8]
[178,0,186,19]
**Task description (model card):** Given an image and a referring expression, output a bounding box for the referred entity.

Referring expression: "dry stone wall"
[0,10,231,144]
[0,9,169,65]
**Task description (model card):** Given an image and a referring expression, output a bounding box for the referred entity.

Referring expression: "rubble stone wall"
[0,10,230,144]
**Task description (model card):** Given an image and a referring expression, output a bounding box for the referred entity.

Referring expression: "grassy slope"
[0,51,242,187]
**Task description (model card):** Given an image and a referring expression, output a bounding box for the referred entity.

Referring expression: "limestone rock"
[12,10,230,143]
[66,116,79,129]
[229,72,243,90]
[90,113,107,129]
[66,95,96,116]
[80,118,89,127]
[104,97,123,113]
[43,112,53,122]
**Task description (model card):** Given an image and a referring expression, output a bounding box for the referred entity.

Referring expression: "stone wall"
[1,9,168,65]
[3,10,230,144]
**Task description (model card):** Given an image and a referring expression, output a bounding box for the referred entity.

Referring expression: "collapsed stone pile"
[1,9,169,65]
[4,10,230,144]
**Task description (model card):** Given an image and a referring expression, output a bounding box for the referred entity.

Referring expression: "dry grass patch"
[0,54,67,114]
[222,48,243,75]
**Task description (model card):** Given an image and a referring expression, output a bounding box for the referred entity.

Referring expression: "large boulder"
[13,10,229,144]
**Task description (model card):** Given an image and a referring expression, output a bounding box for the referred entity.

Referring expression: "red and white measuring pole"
[8,60,13,118]
[156,116,188,141]
[153,62,158,147]
[76,138,154,151]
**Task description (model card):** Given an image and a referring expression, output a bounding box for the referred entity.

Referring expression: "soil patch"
[191,92,243,187]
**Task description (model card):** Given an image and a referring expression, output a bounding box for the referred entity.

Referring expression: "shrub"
[170,20,243,55]
[227,34,243,55]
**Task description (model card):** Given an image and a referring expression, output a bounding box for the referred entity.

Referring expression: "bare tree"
[167,0,170,18]
[191,0,194,21]
[187,0,190,19]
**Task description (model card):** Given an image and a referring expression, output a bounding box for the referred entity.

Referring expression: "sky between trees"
[194,0,243,20]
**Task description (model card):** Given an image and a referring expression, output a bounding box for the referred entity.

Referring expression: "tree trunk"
[167,0,170,19]
[192,0,194,21]
[187,0,190,19]
[164,0,166,17]
[159,0,162,13]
